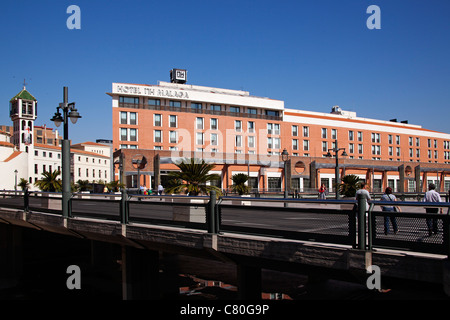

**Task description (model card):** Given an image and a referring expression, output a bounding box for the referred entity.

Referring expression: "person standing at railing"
[381,187,399,235]
[318,183,327,200]
[423,183,443,236]
[356,182,371,211]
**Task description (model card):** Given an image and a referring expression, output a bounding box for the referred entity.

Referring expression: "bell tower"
[9,83,37,153]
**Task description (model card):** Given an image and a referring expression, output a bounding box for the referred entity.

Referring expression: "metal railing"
[0,189,449,257]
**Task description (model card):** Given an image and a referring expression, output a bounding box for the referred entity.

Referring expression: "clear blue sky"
[1,0,449,143]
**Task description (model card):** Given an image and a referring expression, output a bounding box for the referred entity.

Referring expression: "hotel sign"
[111,82,285,110]
[113,83,190,99]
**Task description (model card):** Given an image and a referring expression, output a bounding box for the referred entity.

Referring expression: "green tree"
[338,174,361,197]
[34,170,62,192]
[231,173,250,195]
[18,178,30,191]
[164,158,222,196]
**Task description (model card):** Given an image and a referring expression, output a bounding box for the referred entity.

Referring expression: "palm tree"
[76,179,92,192]
[18,178,30,191]
[338,174,362,197]
[106,180,125,192]
[231,173,250,195]
[164,158,222,196]
[34,170,62,192]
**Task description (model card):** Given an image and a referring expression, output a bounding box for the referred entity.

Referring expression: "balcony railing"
[118,102,283,121]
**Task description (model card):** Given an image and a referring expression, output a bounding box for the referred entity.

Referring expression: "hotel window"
[169,115,177,128]
[148,98,161,106]
[235,120,242,132]
[435,150,438,159]
[303,140,309,151]
[129,129,137,142]
[292,139,298,150]
[303,126,309,137]
[196,133,204,145]
[292,125,298,137]
[248,121,255,133]
[434,140,437,148]
[409,137,413,146]
[409,148,413,157]
[274,138,280,149]
[371,133,380,143]
[169,131,177,144]
[265,110,279,117]
[211,133,218,146]
[210,104,221,111]
[348,130,354,141]
[154,114,162,127]
[196,117,204,130]
[154,130,162,143]
[86,168,89,177]
[120,112,127,124]
[357,131,363,142]
[129,112,137,125]
[331,129,337,140]
[169,100,181,108]
[416,149,420,158]
[388,135,393,144]
[416,137,420,147]
[389,146,393,156]
[248,136,255,148]
[235,135,242,147]
[272,123,280,135]
[396,135,400,144]
[267,123,273,134]
[210,118,218,130]
[322,141,328,152]
[428,150,432,158]
[396,147,401,156]
[191,102,202,110]
[349,143,354,154]
[119,96,139,105]
[230,106,240,113]
[428,139,431,148]
[322,128,327,139]
[268,137,273,149]
[247,108,257,115]
[120,128,127,141]
[358,144,363,154]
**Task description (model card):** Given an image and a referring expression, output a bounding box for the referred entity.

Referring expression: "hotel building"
[110,69,450,193]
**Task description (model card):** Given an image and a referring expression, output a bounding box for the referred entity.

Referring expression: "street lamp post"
[14,169,18,195]
[326,139,348,199]
[281,148,289,200]
[50,87,81,218]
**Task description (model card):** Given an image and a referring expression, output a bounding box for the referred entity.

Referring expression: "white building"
[0,86,111,191]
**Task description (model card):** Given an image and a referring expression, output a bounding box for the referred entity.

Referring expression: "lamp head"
[50,111,63,127]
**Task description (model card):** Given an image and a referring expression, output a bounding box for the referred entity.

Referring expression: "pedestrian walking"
[381,187,399,235]
[158,184,164,195]
[423,183,443,236]
[318,183,327,200]
[356,182,371,212]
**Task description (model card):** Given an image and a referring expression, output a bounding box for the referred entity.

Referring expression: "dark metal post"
[121,188,128,224]
[335,145,340,200]
[24,188,29,212]
[357,192,367,250]
[62,87,71,218]
[207,190,217,233]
